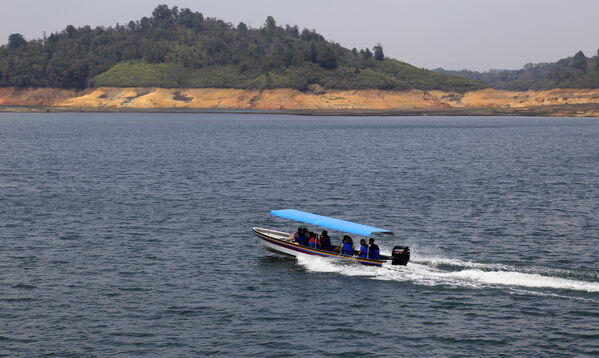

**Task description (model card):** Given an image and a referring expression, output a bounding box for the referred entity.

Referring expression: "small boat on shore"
[252,209,410,267]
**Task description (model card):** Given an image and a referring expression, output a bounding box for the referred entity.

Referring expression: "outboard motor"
[391,246,410,265]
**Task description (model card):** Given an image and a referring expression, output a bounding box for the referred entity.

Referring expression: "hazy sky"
[1,0,597,71]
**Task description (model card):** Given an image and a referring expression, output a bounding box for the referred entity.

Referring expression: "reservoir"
[1,113,598,356]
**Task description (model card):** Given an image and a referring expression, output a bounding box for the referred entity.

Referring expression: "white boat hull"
[252,227,385,267]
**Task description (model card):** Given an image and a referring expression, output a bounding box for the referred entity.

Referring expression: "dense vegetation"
[435,50,599,90]
[0,5,482,91]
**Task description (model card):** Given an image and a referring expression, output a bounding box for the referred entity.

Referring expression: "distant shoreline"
[2,104,599,117]
[1,87,599,117]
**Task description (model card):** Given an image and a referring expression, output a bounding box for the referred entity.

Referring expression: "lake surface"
[1,113,598,357]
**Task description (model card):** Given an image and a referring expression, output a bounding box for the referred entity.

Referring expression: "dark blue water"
[1,113,598,357]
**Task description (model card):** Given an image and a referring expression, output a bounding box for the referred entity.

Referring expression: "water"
[1,113,598,357]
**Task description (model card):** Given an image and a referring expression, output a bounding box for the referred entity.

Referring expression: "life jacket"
[341,242,353,255]
[359,244,368,258]
[368,244,380,259]
[321,236,332,250]
[295,234,307,246]
[309,236,319,248]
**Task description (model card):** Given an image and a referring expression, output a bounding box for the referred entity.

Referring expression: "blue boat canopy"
[270,209,393,237]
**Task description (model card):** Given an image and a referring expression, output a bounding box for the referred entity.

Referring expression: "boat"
[252,209,410,267]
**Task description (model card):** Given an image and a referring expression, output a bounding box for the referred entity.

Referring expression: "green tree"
[237,22,248,32]
[265,16,276,31]
[306,42,318,63]
[152,4,172,23]
[570,50,587,71]
[140,17,151,30]
[373,44,384,61]
[316,45,337,69]
[300,29,323,42]
[65,25,76,38]
[179,8,203,29]
[285,25,299,37]
[283,43,296,66]
[8,33,26,50]
[127,21,137,32]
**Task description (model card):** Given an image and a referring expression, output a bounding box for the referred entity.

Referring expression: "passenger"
[341,235,354,256]
[291,227,308,246]
[320,230,332,251]
[358,239,368,258]
[368,238,380,259]
[289,227,303,243]
[296,227,309,246]
[308,231,320,248]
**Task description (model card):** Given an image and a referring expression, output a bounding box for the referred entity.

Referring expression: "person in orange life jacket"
[320,230,332,251]
[308,231,320,248]
[341,235,354,255]
[368,238,380,259]
[358,239,368,258]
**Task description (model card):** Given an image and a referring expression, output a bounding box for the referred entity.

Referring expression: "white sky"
[1,0,597,71]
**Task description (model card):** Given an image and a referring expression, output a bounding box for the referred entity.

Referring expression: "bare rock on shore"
[55,87,454,111]
[0,87,89,106]
[430,88,599,109]
[2,87,599,116]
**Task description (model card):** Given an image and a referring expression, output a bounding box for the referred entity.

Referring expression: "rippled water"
[1,113,598,357]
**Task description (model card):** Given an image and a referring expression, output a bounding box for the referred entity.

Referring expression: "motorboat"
[252,209,410,267]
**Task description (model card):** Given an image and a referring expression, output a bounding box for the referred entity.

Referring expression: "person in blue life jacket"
[290,227,308,246]
[320,230,332,251]
[368,238,380,259]
[289,227,302,242]
[301,228,309,245]
[358,239,368,258]
[341,235,354,256]
[297,227,309,246]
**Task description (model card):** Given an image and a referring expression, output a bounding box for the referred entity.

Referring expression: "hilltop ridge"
[0,5,482,92]
[435,50,599,90]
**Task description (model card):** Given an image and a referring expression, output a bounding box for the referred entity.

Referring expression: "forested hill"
[0,5,482,91]
[434,50,599,90]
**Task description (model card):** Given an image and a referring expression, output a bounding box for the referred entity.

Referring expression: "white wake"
[296,255,599,293]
